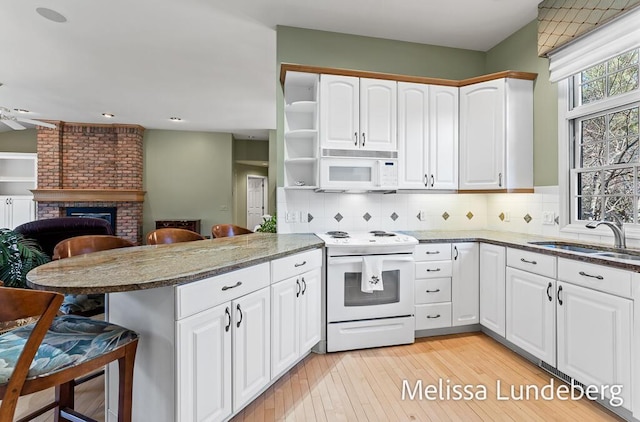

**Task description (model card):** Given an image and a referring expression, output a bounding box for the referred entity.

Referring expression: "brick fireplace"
[33,123,145,244]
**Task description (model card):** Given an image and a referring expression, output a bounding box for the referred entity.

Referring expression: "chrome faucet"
[585,220,626,248]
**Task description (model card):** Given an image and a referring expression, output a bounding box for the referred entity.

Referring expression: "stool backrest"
[211,224,253,238]
[52,235,134,260]
[146,228,205,245]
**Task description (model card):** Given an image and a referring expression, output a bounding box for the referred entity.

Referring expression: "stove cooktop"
[316,230,418,248]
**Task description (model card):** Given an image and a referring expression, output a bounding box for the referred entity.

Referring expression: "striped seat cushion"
[0,315,137,384]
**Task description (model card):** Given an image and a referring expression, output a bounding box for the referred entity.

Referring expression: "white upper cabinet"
[459,78,533,191]
[398,83,458,190]
[320,75,396,152]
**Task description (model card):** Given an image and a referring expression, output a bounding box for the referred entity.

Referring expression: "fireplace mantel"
[31,189,145,203]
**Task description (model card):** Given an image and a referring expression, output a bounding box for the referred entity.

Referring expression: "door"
[327,255,414,322]
[429,85,458,190]
[233,287,270,412]
[556,282,631,407]
[459,79,505,190]
[10,196,35,228]
[397,82,429,189]
[299,268,322,352]
[506,267,556,365]
[246,176,265,230]
[176,303,232,422]
[359,78,397,151]
[271,276,299,378]
[451,243,479,326]
[479,244,506,337]
[320,75,360,150]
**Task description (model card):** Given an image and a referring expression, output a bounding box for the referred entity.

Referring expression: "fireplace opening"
[66,207,117,232]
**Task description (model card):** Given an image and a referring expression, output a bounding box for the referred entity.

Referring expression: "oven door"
[327,254,414,323]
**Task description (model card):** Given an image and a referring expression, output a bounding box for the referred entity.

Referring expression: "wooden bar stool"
[211,224,253,238]
[0,286,138,421]
[146,228,205,245]
[53,235,134,260]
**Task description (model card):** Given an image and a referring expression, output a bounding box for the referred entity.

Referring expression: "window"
[570,48,640,224]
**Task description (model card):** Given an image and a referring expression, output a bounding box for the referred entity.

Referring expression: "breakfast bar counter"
[26,233,324,294]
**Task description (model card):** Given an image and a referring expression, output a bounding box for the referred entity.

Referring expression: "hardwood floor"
[5,333,623,421]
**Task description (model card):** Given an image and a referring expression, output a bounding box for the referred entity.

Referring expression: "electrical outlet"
[503,211,511,222]
[543,211,556,225]
[418,210,426,221]
[285,211,298,223]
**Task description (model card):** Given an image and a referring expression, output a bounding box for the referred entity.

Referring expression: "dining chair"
[0,286,138,421]
[211,224,253,238]
[146,228,205,245]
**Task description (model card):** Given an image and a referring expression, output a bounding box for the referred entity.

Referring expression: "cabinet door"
[360,78,397,151]
[479,244,506,337]
[557,282,631,408]
[429,85,458,190]
[397,82,429,189]
[459,79,505,190]
[9,196,35,228]
[452,243,479,326]
[299,268,322,352]
[271,277,299,378]
[176,303,232,422]
[506,267,555,365]
[233,287,271,412]
[0,197,9,227]
[320,75,359,150]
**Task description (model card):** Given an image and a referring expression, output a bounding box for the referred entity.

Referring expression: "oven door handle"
[328,257,415,265]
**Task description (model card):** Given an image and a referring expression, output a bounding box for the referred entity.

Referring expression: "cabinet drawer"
[415,303,452,330]
[557,258,632,298]
[415,278,451,304]
[507,248,556,278]
[271,249,322,282]
[415,260,452,279]
[176,263,270,320]
[414,243,451,261]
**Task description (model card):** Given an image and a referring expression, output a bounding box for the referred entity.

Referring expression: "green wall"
[143,130,233,237]
[233,139,270,227]
[485,20,557,186]
[0,129,37,152]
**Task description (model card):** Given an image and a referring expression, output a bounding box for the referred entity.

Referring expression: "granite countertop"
[27,233,324,294]
[405,230,640,272]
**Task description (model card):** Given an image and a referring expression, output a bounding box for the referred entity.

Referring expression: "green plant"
[0,228,50,288]
[255,215,277,233]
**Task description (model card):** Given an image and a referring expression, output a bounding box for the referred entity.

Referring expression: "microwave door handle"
[375,160,381,187]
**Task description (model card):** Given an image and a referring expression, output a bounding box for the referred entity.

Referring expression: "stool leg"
[117,341,138,422]
[54,381,74,422]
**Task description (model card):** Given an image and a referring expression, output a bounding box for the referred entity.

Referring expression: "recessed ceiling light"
[36,7,67,23]
[169,117,182,122]
[102,113,115,118]
[13,108,29,113]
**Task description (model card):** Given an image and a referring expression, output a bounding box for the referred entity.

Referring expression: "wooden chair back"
[0,287,63,420]
[146,228,205,245]
[212,224,253,238]
[52,235,134,260]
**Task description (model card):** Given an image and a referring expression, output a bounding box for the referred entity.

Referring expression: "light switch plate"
[543,211,556,225]
[285,211,298,223]
[418,211,426,221]
[503,211,511,222]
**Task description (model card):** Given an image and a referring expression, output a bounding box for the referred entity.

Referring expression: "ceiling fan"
[0,106,56,130]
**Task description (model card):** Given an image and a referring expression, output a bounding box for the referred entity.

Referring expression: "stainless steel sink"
[529,241,640,261]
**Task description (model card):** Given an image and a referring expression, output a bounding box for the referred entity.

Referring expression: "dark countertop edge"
[26,242,324,294]
[410,235,640,273]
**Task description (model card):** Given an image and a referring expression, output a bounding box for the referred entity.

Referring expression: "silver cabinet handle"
[426,289,440,293]
[296,279,301,298]
[425,251,440,255]
[222,281,242,291]
[362,132,366,147]
[301,277,307,295]
[236,304,243,328]
[520,258,537,265]
[546,282,552,302]
[579,271,604,280]
[426,314,441,319]
[354,132,358,146]
[424,174,428,187]
[426,268,441,272]
[499,173,503,187]
[225,307,231,332]
[294,261,307,268]
[557,285,563,306]
[454,246,459,260]
[430,175,434,187]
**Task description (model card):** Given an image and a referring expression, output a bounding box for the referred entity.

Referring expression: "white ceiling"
[0,0,539,139]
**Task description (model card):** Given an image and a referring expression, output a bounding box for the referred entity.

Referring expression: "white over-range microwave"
[319,157,398,191]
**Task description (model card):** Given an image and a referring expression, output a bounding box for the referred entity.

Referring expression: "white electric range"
[316,231,418,352]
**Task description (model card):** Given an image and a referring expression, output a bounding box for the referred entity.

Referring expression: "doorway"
[246,175,268,230]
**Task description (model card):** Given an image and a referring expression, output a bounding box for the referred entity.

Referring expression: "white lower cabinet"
[556,281,632,408]
[505,267,556,365]
[176,286,270,422]
[452,243,479,326]
[479,244,506,336]
[272,268,321,378]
